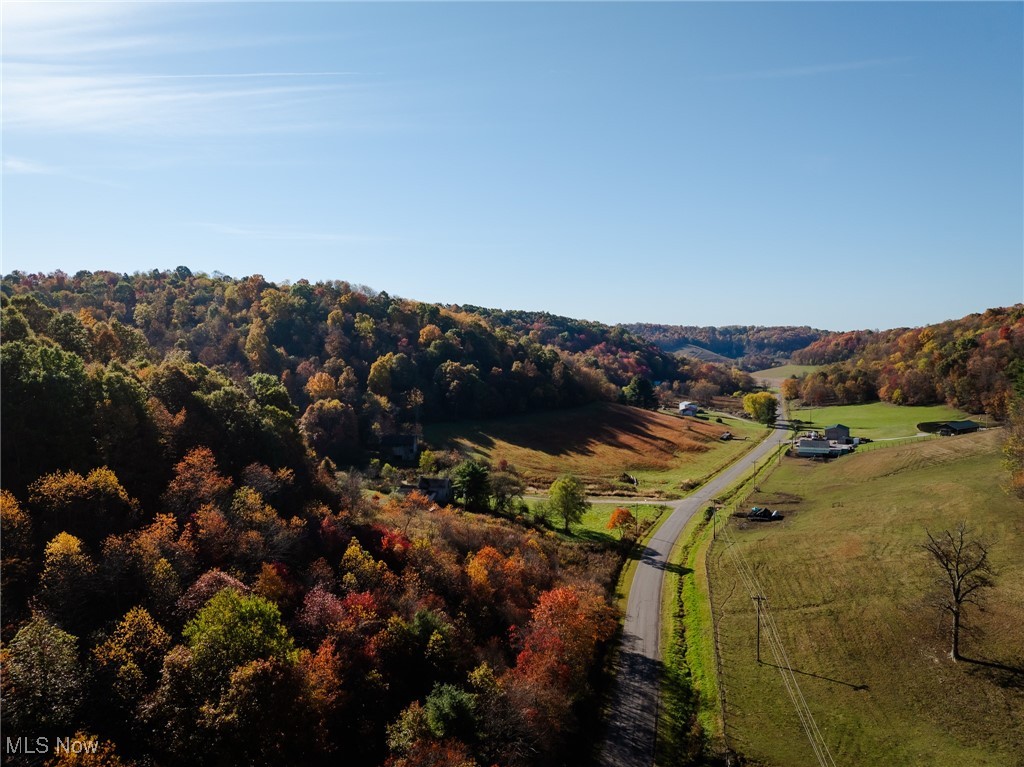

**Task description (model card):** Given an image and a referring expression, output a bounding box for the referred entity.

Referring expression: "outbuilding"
[938,420,981,436]
[823,424,851,443]
[417,476,453,504]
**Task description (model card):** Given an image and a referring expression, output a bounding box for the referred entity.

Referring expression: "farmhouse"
[678,401,699,416]
[795,436,856,459]
[938,420,981,436]
[824,424,851,444]
[397,476,452,505]
[380,434,419,461]
[795,438,832,458]
[416,476,453,504]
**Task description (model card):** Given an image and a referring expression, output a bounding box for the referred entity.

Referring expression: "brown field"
[424,403,762,497]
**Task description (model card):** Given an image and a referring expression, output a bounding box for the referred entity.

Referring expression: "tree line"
[782,305,1024,418]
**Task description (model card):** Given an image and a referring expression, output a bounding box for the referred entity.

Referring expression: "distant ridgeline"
[0,268,756,494]
[785,305,1024,417]
[622,322,827,370]
[628,308,1024,419]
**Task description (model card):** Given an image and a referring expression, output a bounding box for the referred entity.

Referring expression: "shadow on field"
[761,662,869,691]
[446,404,704,458]
[961,656,1024,688]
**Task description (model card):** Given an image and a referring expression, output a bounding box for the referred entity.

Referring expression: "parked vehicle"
[748,507,783,521]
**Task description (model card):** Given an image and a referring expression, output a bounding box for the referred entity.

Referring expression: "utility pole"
[752,594,766,663]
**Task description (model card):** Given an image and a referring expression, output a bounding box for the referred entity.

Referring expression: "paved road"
[599,394,788,767]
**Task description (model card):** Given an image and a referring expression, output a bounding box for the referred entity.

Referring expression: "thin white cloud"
[700,57,911,82]
[3,63,354,135]
[140,72,363,80]
[1,4,372,136]
[190,223,391,244]
[1,2,163,60]
[3,157,52,175]
[2,155,126,187]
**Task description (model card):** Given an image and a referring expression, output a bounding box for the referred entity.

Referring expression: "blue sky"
[3,1,1021,331]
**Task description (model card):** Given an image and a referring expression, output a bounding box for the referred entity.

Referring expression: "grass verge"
[658,508,721,766]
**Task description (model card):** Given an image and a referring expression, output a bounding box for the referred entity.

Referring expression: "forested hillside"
[0,267,638,767]
[785,305,1024,417]
[1,269,758,483]
[623,322,826,369]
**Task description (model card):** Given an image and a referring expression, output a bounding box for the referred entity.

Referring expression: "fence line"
[855,434,939,453]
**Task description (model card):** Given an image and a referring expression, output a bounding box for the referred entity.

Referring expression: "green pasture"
[707,430,1023,766]
[787,400,981,439]
[750,363,823,381]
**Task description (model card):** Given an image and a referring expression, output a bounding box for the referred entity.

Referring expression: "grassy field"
[750,363,823,381]
[786,400,981,439]
[425,403,763,499]
[573,502,669,547]
[708,429,1024,766]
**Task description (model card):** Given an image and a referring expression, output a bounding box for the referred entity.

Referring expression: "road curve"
[599,396,788,767]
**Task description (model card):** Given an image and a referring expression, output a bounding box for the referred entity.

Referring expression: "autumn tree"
[177,569,249,619]
[299,398,360,462]
[780,377,801,401]
[29,467,139,545]
[1003,397,1024,498]
[42,732,136,767]
[742,391,778,424]
[37,533,97,630]
[607,507,637,539]
[689,380,720,406]
[548,474,589,533]
[1,490,33,612]
[922,522,994,661]
[499,585,616,758]
[92,606,172,744]
[305,370,339,401]
[162,447,233,518]
[199,657,327,767]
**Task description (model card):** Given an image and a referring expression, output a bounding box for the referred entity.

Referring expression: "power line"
[718,520,837,767]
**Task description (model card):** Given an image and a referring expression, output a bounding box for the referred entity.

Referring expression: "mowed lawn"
[787,400,980,439]
[425,402,763,498]
[708,429,1024,767]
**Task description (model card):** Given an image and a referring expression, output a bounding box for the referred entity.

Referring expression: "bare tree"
[922,521,994,661]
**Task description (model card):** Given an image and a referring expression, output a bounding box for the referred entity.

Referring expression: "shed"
[939,420,981,436]
[678,401,698,416]
[824,424,851,443]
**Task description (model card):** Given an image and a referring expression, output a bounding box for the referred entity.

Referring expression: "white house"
[678,401,698,416]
